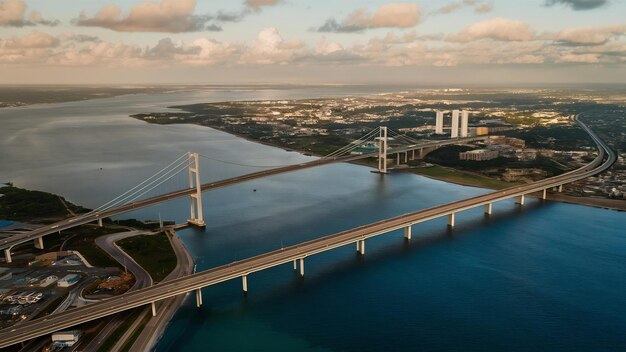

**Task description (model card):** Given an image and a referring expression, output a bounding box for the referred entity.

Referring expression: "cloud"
[449,18,536,42]
[0,0,58,27]
[318,3,421,33]
[545,0,609,10]
[245,0,282,12]
[431,0,493,15]
[76,0,219,32]
[556,24,626,45]
[240,27,305,64]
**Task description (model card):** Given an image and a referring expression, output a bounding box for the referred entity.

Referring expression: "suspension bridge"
[0,116,616,348]
[1,127,485,262]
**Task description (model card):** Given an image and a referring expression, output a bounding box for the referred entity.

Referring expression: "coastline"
[130,228,195,352]
[145,118,626,213]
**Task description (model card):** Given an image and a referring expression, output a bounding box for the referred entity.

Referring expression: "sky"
[0,0,625,85]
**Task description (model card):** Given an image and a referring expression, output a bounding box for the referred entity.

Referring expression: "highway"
[0,117,615,348]
[0,136,486,255]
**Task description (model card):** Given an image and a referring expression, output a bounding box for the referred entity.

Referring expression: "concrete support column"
[196,288,202,307]
[34,237,44,250]
[419,148,425,159]
[299,258,305,277]
[558,185,563,193]
[411,149,416,160]
[3,249,11,264]
[293,259,297,271]
[151,302,157,317]
[378,127,388,174]
[396,153,401,166]
[448,213,455,228]
[542,189,547,200]
[404,152,408,163]
[359,240,365,256]
[484,203,493,215]
[517,195,525,206]
[404,226,412,240]
[98,218,103,227]
[242,275,248,294]
[356,241,360,252]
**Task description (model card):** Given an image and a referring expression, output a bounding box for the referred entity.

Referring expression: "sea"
[1,86,625,351]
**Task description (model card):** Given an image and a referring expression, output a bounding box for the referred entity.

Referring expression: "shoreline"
[156,119,626,212]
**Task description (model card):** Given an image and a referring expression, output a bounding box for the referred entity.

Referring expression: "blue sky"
[0,0,625,84]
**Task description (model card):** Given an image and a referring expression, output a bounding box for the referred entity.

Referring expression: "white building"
[52,330,82,347]
[57,274,80,288]
[435,110,444,134]
[461,110,469,137]
[451,110,460,138]
[39,275,58,287]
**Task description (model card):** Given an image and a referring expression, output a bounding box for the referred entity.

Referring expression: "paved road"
[82,230,155,351]
[0,137,486,254]
[0,118,613,349]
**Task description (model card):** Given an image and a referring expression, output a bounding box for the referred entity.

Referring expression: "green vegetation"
[63,226,122,268]
[410,166,517,190]
[504,126,594,151]
[118,233,176,283]
[100,308,148,352]
[0,185,88,222]
[121,309,152,352]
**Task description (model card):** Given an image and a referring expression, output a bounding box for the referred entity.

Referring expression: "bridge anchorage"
[187,152,206,228]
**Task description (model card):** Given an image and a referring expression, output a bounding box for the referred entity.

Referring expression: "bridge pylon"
[376,127,388,174]
[187,152,206,228]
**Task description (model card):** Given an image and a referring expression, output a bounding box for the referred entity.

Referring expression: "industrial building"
[459,149,499,161]
[51,330,82,347]
[57,274,80,288]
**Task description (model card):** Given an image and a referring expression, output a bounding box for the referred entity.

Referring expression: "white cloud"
[0,0,58,27]
[318,3,420,32]
[76,0,212,33]
[556,24,626,45]
[245,0,282,12]
[449,18,536,42]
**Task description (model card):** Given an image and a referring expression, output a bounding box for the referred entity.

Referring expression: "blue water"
[1,87,625,351]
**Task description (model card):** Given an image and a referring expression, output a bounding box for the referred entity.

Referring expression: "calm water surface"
[1,87,625,351]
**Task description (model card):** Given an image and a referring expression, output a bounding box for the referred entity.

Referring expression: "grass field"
[410,165,517,190]
[117,233,176,283]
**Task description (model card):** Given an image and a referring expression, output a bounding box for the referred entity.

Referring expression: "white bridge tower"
[187,152,206,227]
[377,127,388,174]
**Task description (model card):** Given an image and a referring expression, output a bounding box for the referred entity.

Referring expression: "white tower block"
[435,111,444,134]
[461,110,469,137]
[451,110,460,138]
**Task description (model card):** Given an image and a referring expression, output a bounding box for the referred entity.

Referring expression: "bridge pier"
[356,241,360,252]
[196,288,203,307]
[3,249,11,264]
[516,195,525,206]
[542,189,547,200]
[484,203,493,215]
[97,218,103,227]
[242,275,248,294]
[151,302,157,317]
[396,153,401,166]
[558,185,563,193]
[293,259,297,271]
[411,149,416,160]
[299,258,305,277]
[34,237,44,250]
[404,226,412,240]
[448,213,455,228]
[404,152,408,164]
[359,240,365,255]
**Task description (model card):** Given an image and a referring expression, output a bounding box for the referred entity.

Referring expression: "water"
[1,87,625,351]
